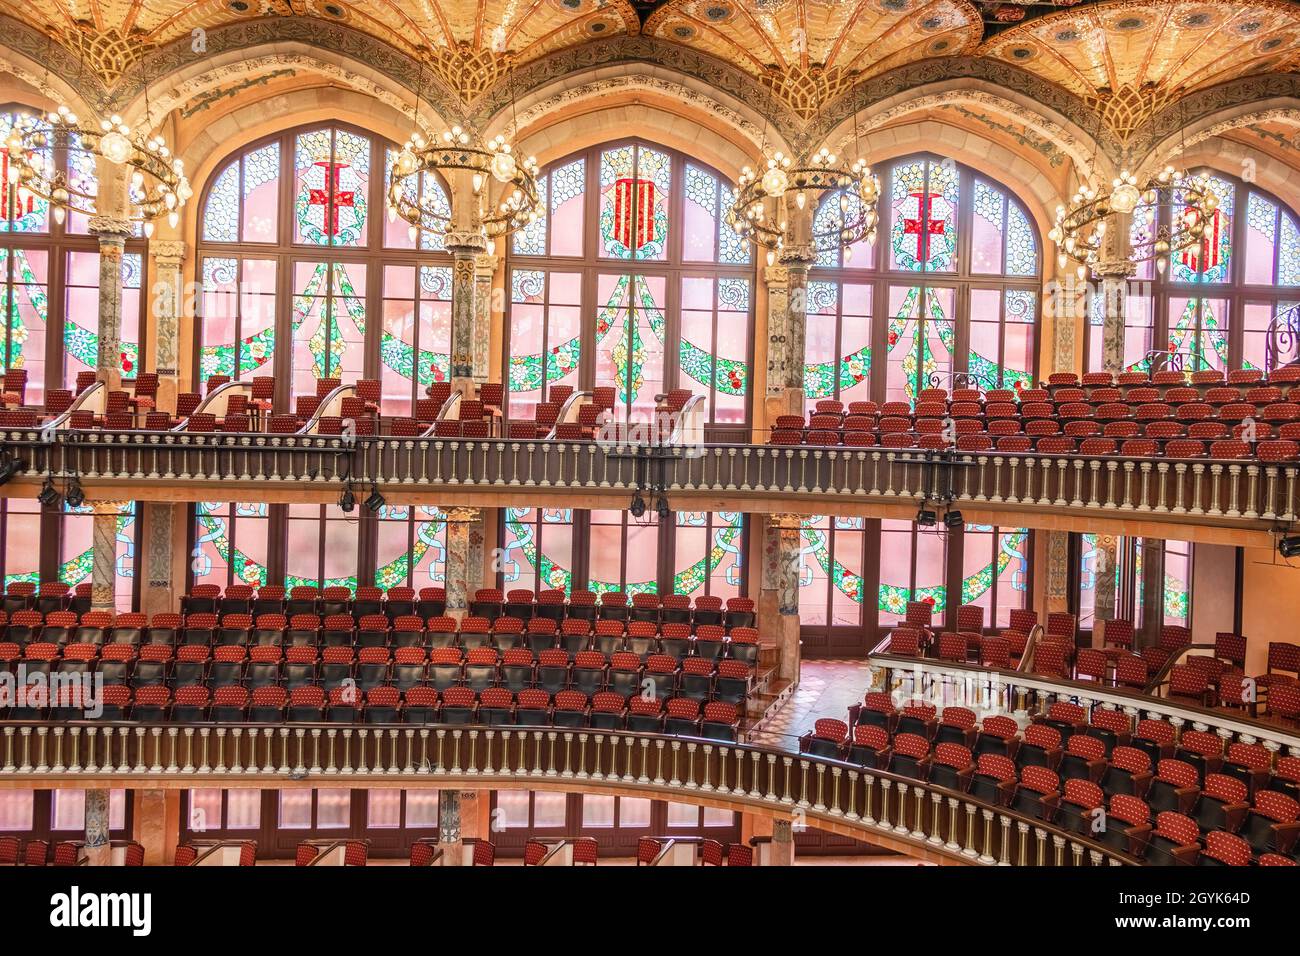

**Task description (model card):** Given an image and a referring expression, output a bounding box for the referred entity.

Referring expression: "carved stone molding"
[150,240,187,268]
[88,216,133,240]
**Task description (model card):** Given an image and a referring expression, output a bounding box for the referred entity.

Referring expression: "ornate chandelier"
[726,146,880,260]
[5,105,190,236]
[1049,166,1218,276]
[386,126,541,240]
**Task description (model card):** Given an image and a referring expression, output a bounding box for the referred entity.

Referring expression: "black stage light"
[657,495,671,519]
[38,476,60,507]
[944,510,964,529]
[915,507,937,527]
[339,484,356,513]
[365,485,386,513]
[65,477,85,509]
[1280,535,1300,559]
[629,492,646,518]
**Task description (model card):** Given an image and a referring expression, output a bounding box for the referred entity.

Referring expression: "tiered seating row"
[803,696,1300,865]
[774,377,1300,460]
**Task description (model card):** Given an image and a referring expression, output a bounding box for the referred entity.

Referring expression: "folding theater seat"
[927,743,974,791]
[497,648,534,693]
[1008,766,1061,822]
[849,692,897,733]
[322,685,359,723]
[481,687,519,726]
[39,610,77,646]
[643,654,679,699]
[503,588,535,622]
[319,587,352,618]
[317,646,353,690]
[424,616,456,650]
[625,620,657,659]
[285,645,323,689]
[694,624,727,660]
[597,591,629,622]
[1016,723,1062,770]
[359,614,395,648]
[801,718,848,759]
[1147,759,1201,815]
[130,685,171,721]
[429,647,463,691]
[1175,730,1224,783]
[400,686,437,724]
[888,733,932,780]
[979,636,1011,669]
[251,613,285,646]
[679,658,714,700]
[216,613,252,647]
[725,597,755,631]
[935,707,977,747]
[1269,757,1300,802]
[626,695,664,733]
[183,584,221,616]
[590,691,627,730]
[416,587,446,619]
[439,686,476,724]
[975,715,1020,760]
[970,754,1019,805]
[1192,774,1251,834]
[714,660,751,706]
[392,647,428,691]
[630,592,661,624]
[665,696,702,736]
[489,615,523,650]
[568,589,598,622]
[1220,743,1272,795]
[464,647,500,692]
[522,648,561,694]
[1130,718,1176,765]
[1058,778,1105,836]
[1038,701,1087,740]
[458,616,491,650]
[286,614,321,648]
[896,700,937,739]
[1059,734,1108,783]
[553,690,590,728]
[1143,812,1201,866]
[847,725,891,768]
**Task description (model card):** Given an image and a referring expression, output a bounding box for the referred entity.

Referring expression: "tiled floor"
[748,659,872,751]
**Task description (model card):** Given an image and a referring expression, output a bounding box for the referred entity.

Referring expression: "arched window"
[1085,170,1300,372]
[193,122,454,590]
[807,154,1040,410]
[506,139,753,433]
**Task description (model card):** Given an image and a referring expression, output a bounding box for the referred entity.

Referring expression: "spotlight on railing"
[364,485,385,514]
[916,504,937,527]
[1280,535,1300,559]
[38,476,60,507]
[339,483,356,514]
[656,495,671,520]
[629,491,647,518]
[64,477,85,509]
[944,509,964,530]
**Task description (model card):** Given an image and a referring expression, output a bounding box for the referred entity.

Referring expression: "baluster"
[978,809,996,864]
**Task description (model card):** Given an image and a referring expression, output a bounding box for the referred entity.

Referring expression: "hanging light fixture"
[726,76,880,257]
[1049,166,1216,277]
[5,23,190,234]
[386,57,540,240]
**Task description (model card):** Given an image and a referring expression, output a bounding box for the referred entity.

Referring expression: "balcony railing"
[2,429,1296,538]
[867,652,1300,759]
[0,720,1131,867]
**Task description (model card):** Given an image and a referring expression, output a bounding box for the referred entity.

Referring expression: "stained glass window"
[375,505,447,589]
[291,261,366,396]
[890,158,959,272]
[961,526,1030,629]
[0,499,40,587]
[502,507,575,594]
[383,148,450,252]
[1091,171,1300,373]
[192,502,271,590]
[798,515,867,637]
[0,111,49,233]
[599,144,671,261]
[0,246,48,404]
[380,264,451,416]
[811,155,1037,406]
[588,509,659,595]
[286,503,359,590]
[294,128,370,247]
[507,141,751,429]
[63,251,143,387]
[60,501,137,612]
[671,512,744,599]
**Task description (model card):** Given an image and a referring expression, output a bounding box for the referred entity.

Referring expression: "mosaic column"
[444,506,484,616]
[764,264,790,409]
[149,239,186,414]
[84,788,111,866]
[1092,533,1119,642]
[1139,538,1165,646]
[89,216,133,391]
[1043,527,1071,615]
[445,231,489,389]
[143,502,176,617]
[473,252,497,387]
[90,500,127,614]
[760,513,804,685]
[777,248,814,419]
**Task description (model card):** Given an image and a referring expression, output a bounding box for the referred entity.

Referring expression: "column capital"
[444,505,482,524]
[768,512,805,530]
[151,240,187,267]
[445,230,489,255]
[777,245,816,268]
[474,252,498,276]
[89,500,131,515]
[763,264,789,287]
[88,216,133,240]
